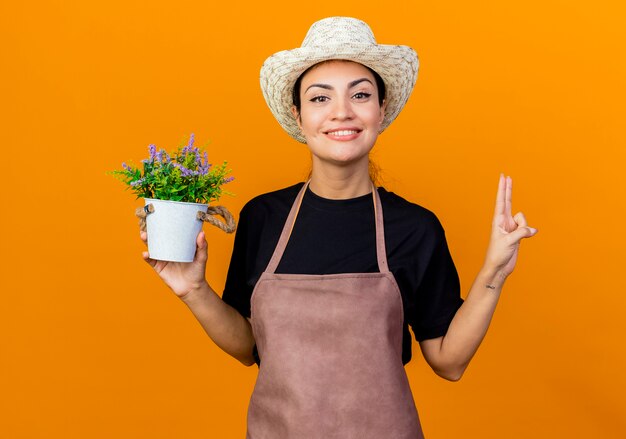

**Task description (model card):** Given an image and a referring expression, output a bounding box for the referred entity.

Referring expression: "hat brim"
[260,44,419,143]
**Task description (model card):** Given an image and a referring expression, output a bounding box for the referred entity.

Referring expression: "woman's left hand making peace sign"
[483,174,538,281]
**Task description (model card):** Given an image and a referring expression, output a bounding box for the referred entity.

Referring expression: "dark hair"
[292,62,386,117]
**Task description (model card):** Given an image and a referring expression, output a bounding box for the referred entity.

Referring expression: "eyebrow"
[304,78,374,93]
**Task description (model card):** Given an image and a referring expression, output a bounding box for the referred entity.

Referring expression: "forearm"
[181,282,256,366]
[427,174,536,380]
[437,266,506,378]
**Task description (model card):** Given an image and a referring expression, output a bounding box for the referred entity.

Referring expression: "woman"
[140,17,537,438]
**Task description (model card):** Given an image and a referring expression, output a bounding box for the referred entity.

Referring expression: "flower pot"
[144,198,209,262]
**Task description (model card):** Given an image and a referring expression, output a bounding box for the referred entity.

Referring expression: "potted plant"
[110,133,235,262]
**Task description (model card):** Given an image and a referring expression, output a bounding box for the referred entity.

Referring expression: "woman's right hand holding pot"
[140,230,209,300]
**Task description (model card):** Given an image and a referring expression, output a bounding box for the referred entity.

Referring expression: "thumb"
[508,224,538,245]
[511,212,538,241]
[513,211,528,227]
[195,231,208,263]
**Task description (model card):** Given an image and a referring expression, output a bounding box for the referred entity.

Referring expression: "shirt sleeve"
[221,203,262,366]
[409,213,464,341]
[222,204,253,318]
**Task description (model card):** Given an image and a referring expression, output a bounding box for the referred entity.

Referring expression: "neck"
[308,156,373,199]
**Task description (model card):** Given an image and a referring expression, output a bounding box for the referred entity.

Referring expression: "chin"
[321,151,371,167]
[306,136,375,165]
[333,146,373,163]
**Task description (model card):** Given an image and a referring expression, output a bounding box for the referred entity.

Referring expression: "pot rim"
[144,198,208,207]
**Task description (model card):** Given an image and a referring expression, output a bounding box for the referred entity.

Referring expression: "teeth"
[328,130,358,136]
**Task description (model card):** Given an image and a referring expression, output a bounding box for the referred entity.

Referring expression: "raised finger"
[140,230,147,244]
[505,176,513,218]
[494,173,506,217]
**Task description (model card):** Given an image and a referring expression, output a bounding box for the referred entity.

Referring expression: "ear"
[379,99,387,124]
[291,106,302,130]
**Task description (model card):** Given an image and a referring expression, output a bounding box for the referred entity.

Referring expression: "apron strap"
[372,180,390,273]
[265,181,309,274]
[265,180,390,274]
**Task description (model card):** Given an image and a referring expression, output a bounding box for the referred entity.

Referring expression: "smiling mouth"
[324,129,362,137]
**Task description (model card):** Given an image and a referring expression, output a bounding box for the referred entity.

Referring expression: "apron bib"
[247,181,424,439]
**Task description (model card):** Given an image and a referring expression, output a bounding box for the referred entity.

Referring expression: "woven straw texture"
[260,17,419,143]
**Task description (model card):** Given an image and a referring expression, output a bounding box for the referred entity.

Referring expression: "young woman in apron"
[139,17,538,438]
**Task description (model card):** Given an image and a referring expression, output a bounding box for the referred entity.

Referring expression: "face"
[292,60,386,168]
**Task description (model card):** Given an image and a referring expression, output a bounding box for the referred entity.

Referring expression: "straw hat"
[260,17,419,143]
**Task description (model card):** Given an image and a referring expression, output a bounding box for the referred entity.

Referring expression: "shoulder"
[378,187,445,236]
[231,182,305,257]
[239,182,304,223]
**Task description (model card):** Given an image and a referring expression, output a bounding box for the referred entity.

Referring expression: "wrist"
[478,265,508,290]
[180,281,212,305]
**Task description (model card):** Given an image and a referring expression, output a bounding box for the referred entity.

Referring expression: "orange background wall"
[1,1,625,438]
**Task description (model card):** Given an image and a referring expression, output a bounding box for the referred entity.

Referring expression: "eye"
[310,95,329,103]
[353,92,372,100]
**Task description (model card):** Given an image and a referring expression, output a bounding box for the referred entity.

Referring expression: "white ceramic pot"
[144,198,209,262]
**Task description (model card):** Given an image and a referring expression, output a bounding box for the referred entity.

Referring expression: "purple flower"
[156,149,168,162]
[173,162,195,177]
[122,162,132,171]
[183,133,195,154]
[130,177,145,186]
[198,158,212,175]
[224,176,235,183]
[148,144,156,160]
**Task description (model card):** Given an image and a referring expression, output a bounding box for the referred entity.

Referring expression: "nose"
[331,96,354,120]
